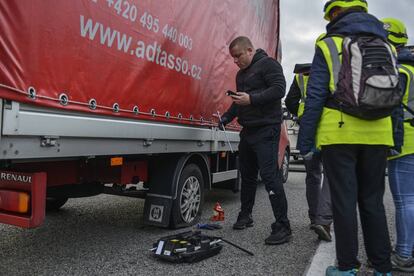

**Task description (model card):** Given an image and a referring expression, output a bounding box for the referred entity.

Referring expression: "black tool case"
[152,230,223,263]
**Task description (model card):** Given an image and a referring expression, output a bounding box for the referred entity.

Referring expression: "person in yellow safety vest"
[297,1,394,275]
[285,63,333,242]
[286,63,311,119]
[382,17,414,273]
[296,71,308,119]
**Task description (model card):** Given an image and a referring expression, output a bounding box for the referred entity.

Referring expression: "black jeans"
[321,144,392,273]
[238,125,289,228]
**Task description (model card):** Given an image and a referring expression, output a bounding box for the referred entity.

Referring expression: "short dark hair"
[229,36,254,50]
[344,6,366,13]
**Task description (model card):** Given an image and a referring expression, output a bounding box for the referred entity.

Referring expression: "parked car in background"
[282,106,300,161]
[279,120,291,183]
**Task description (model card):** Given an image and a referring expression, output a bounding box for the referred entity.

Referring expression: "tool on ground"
[217,237,255,256]
[150,230,254,263]
[196,223,223,230]
[151,230,223,263]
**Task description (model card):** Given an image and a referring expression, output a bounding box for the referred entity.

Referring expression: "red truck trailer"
[0,0,288,229]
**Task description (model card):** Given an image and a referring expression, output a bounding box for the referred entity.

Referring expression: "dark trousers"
[238,125,289,227]
[321,144,392,273]
[304,152,332,225]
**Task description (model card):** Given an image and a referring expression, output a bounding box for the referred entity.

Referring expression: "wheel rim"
[282,153,289,181]
[180,176,201,223]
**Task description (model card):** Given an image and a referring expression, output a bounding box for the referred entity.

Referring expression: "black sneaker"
[312,224,332,242]
[232,214,253,230]
[391,251,414,273]
[265,224,292,245]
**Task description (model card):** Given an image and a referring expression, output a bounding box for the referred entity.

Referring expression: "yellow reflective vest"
[314,36,394,148]
[296,73,309,118]
[390,63,414,159]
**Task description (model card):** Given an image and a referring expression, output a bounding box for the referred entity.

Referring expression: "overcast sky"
[280,0,414,87]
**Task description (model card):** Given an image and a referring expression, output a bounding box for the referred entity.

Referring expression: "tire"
[281,149,290,183]
[46,197,69,211]
[170,164,204,228]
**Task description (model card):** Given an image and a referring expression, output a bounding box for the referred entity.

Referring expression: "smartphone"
[226,90,238,96]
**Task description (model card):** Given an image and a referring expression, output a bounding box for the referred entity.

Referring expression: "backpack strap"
[323,37,341,91]
[402,103,414,116]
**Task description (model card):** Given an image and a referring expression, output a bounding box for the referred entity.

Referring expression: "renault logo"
[149,204,164,222]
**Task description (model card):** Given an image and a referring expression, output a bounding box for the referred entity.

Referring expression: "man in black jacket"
[220,36,291,245]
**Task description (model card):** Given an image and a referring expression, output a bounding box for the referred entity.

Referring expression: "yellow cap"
[323,0,368,21]
[381,18,408,46]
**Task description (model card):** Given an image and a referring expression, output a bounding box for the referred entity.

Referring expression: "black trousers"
[304,152,332,225]
[238,125,289,227]
[321,144,392,273]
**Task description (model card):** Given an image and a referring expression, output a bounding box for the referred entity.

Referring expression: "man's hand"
[231,92,251,106]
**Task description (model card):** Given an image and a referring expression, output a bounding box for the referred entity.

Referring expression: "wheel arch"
[143,153,210,228]
[172,153,210,200]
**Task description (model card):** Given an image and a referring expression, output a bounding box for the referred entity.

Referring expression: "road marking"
[304,233,336,276]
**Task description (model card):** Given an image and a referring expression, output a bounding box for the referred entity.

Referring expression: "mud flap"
[143,153,209,228]
[143,154,184,227]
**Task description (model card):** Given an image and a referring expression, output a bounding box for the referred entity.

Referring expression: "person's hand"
[388,147,401,157]
[302,152,314,161]
[231,92,251,106]
[218,117,229,130]
[300,146,319,160]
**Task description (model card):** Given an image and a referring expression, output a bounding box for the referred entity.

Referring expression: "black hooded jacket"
[222,49,286,127]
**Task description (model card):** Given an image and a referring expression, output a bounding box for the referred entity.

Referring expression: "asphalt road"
[0,165,411,276]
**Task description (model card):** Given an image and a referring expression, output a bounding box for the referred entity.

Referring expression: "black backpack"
[328,35,403,120]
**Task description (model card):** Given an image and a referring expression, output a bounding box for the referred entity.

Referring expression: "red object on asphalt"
[211,202,225,221]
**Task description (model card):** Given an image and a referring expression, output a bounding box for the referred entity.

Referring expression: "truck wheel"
[46,197,68,211]
[281,149,290,183]
[170,164,204,228]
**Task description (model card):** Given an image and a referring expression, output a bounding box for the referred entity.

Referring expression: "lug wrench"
[210,236,254,256]
[215,111,234,153]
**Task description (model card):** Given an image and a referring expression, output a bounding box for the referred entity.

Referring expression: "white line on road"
[304,233,336,276]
